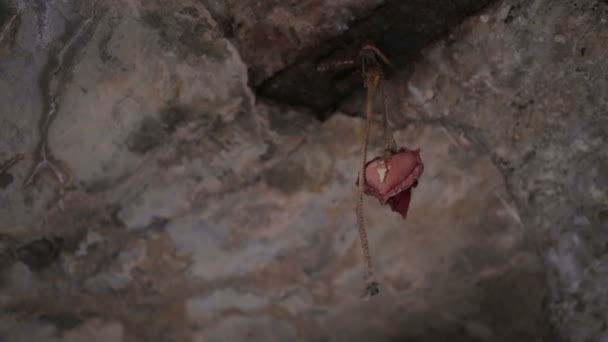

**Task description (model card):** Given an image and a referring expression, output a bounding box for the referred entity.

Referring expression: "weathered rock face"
[381,1,608,340]
[228,0,494,114]
[0,0,605,342]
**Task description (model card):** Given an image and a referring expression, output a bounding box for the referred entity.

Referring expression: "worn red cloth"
[358,147,423,219]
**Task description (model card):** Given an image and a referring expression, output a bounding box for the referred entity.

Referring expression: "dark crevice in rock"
[140,216,169,233]
[0,1,19,51]
[0,1,12,26]
[0,153,23,189]
[254,0,495,120]
[16,237,64,271]
[125,116,170,154]
[38,314,84,334]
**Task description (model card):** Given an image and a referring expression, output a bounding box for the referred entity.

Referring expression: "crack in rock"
[255,0,494,117]
[23,3,103,188]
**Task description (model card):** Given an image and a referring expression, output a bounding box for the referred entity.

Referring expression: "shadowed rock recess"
[0,0,606,341]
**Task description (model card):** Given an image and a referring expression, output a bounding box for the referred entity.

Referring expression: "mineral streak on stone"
[0,13,20,51]
[23,3,102,188]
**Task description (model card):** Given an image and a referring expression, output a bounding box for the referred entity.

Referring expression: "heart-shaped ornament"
[359,147,423,219]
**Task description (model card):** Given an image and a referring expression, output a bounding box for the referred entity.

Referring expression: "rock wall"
[0,0,606,341]
[384,1,608,340]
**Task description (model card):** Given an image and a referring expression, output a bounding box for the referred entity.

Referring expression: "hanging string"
[354,44,395,299]
[357,68,381,299]
[380,80,396,153]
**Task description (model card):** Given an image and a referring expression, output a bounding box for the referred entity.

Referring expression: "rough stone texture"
[0,0,605,341]
[249,0,493,114]
[364,1,607,340]
[201,0,384,85]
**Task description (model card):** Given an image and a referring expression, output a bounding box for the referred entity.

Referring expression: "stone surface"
[0,106,546,341]
[0,0,605,341]
[201,0,383,85]
[252,0,493,114]
[362,1,607,340]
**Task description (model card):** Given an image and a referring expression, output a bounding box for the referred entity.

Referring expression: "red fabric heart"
[358,147,423,219]
[386,186,414,219]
